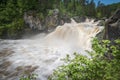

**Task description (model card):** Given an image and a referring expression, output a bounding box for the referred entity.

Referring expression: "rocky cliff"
[104,9,120,40]
[24,9,71,33]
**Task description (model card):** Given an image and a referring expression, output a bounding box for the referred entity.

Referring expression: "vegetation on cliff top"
[0,0,120,39]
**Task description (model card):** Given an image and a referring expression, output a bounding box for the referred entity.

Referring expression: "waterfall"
[0,19,103,80]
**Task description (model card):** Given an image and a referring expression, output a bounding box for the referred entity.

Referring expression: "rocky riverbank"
[103,9,120,40]
[0,8,106,39]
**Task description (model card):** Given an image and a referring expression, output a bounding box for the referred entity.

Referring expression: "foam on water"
[0,19,103,80]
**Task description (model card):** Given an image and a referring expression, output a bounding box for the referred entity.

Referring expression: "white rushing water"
[0,19,103,80]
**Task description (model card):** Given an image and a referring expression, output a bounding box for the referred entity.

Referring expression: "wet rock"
[3,71,11,76]
[101,17,107,21]
[0,61,12,80]
[15,65,38,75]
[24,66,38,75]
[96,29,105,40]
[0,65,38,80]
[97,20,105,26]
[44,14,59,30]
[0,49,14,57]
[60,14,71,24]
[44,14,71,32]
[6,71,19,78]
[15,66,24,71]
[73,16,86,23]
[94,18,99,22]
[53,9,59,15]
[0,61,12,69]
[104,9,120,40]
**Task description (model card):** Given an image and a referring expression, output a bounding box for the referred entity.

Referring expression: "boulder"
[53,9,59,15]
[59,14,71,25]
[97,20,105,26]
[103,9,120,40]
[44,15,59,31]
[73,16,86,23]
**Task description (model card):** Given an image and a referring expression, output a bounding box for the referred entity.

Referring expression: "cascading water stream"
[0,19,103,80]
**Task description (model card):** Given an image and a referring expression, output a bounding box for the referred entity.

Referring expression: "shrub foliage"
[49,38,120,80]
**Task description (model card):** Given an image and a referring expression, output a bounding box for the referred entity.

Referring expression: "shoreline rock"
[103,9,120,40]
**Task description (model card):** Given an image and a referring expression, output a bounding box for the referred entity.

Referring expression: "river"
[0,19,103,80]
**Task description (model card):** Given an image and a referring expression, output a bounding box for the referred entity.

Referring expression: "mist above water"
[0,19,103,80]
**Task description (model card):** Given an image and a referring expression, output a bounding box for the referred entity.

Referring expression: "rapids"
[0,19,103,80]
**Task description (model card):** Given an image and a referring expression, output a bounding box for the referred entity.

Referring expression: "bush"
[49,38,120,80]
[0,18,24,39]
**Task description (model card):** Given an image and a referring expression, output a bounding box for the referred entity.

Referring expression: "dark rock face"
[73,16,86,23]
[45,14,71,32]
[24,11,45,31]
[24,9,71,33]
[97,20,105,26]
[104,9,120,40]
